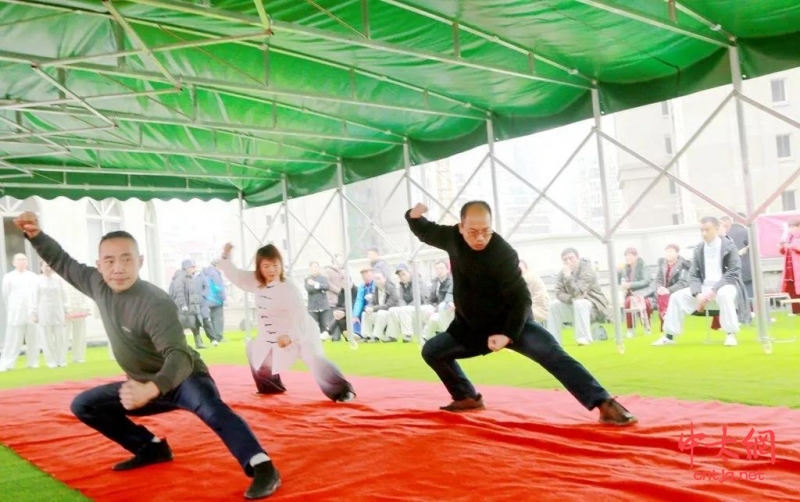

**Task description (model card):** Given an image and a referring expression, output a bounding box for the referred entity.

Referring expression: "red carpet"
[1,365,799,501]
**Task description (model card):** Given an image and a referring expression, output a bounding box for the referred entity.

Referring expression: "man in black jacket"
[406,201,636,426]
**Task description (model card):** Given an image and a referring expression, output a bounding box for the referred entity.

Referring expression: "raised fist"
[14,211,40,238]
[409,203,428,219]
[222,242,233,259]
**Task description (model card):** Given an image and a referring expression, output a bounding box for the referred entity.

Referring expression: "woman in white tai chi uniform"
[218,243,355,402]
[31,261,69,368]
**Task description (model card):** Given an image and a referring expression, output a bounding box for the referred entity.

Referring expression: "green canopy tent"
[2,0,800,349]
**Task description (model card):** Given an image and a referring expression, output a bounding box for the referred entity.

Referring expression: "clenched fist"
[14,211,41,238]
[409,203,428,219]
[221,242,233,260]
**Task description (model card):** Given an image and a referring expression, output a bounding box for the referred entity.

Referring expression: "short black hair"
[460,200,492,221]
[99,230,138,251]
[719,215,732,223]
[700,216,720,227]
[561,247,579,259]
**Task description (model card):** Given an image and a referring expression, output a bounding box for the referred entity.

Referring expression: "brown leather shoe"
[598,398,638,426]
[440,394,485,412]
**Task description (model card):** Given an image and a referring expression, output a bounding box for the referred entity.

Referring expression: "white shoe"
[320,331,330,341]
[576,338,591,346]
[626,330,634,339]
[212,340,219,347]
[724,334,738,346]
[652,335,675,346]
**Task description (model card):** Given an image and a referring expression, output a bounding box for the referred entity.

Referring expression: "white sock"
[250,453,270,466]
[151,437,161,443]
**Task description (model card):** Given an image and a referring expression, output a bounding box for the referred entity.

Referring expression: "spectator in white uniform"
[0,253,39,371]
[31,261,69,368]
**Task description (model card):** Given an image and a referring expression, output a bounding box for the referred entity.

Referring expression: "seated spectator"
[653,217,749,347]
[547,247,610,345]
[653,244,691,333]
[420,260,454,344]
[519,259,549,324]
[618,247,654,337]
[388,263,431,343]
[351,267,375,338]
[321,282,357,343]
[360,270,400,342]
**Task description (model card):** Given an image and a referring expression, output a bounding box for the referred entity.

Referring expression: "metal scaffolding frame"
[3,1,796,356]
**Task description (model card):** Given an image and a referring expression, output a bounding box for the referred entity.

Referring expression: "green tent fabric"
[1,0,800,205]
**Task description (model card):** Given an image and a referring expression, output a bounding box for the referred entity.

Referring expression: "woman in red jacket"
[779,220,800,314]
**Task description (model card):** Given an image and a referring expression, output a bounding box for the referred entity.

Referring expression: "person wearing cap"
[203,259,227,341]
[388,263,432,343]
[351,267,375,339]
[168,259,220,349]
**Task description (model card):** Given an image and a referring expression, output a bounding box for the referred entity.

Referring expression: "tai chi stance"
[407,201,636,426]
[219,243,355,402]
[14,212,281,500]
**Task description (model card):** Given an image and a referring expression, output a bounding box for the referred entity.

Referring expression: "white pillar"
[487,117,502,234]
[592,88,624,349]
[404,140,423,338]
[281,174,293,272]
[238,191,251,341]
[337,162,356,339]
[729,45,770,348]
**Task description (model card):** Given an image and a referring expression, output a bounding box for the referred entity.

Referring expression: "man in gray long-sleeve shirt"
[14,211,281,500]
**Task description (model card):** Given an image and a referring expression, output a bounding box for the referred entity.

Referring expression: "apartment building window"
[782,190,797,211]
[661,101,670,117]
[771,79,787,105]
[669,179,677,195]
[777,134,792,159]
[672,213,683,225]
[664,135,674,155]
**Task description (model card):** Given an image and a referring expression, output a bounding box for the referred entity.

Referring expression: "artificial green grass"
[1,315,798,501]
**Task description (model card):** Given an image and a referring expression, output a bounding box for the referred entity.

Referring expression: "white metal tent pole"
[238,191,252,341]
[281,174,294,273]
[337,161,356,346]
[591,88,624,352]
[403,140,423,341]
[729,46,770,350]
[487,117,503,235]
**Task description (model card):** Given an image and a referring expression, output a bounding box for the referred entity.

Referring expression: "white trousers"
[389,304,436,341]
[68,317,87,363]
[546,299,593,344]
[663,285,740,336]
[422,303,456,340]
[39,324,68,368]
[0,323,38,370]
[361,309,391,340]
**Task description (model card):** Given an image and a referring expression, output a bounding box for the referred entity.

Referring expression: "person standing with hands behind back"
[12,211,281,500]
[406,201,636,426]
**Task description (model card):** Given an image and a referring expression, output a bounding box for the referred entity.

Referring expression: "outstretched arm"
[16,212,101,298]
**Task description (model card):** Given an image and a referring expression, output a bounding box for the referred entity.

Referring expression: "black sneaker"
[112,439,173,471]
[245,461,282,499]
